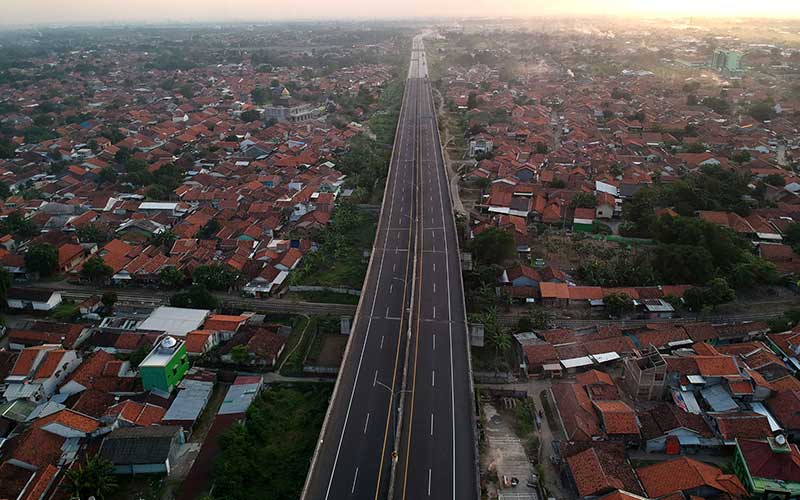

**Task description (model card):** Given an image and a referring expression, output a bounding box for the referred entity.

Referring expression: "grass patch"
[278,315,312,377]
[211,384,332,500]
[290,204,376,289]
[287,290,360,305]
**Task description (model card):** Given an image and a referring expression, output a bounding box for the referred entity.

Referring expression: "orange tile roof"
[637,457,747,498]
[540,282,570,299]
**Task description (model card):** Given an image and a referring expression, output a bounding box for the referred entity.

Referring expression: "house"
[636,456,747,499]
[501,264,541,288]
[6,288,62,311]
[573,207,596,233]
[565,444,645,499]
[622,347,667,401]
[57,243,87,273]
[540,282,570,308]
[733,437,800,499]
[99,425,184,475]
[3,345,80,402]
[137,306,210,337]
[596,192,616,220]
[637,402,718,453]
[139,336,190,394]
[219,325,287,368]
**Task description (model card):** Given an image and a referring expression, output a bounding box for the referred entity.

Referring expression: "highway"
[393,36,478,500]
[302,35,478,500]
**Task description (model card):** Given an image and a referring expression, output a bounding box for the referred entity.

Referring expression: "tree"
[196,219,221,240]
[470,228,515,266]
[101,291,118,309]
[701,96,730,115]
[65,455,117,500]
[731,150,752,164]
[706,277,736,307]
[129,342,153,368]
[193,263,239,291]
[97,167,118,184]
[251,87,270,105]
[467,92,478,109]
[76,224,110,244]
[652,244,715,285]
[160,267,187,289]
[683,286,708,312]
[240,109,262,123]
[571,192,597,209]
[149,229,177,252]
[749,102,777,122]
[0,212,39,238]
[764,173,786,187]
[81,256,113,284]
[604,293,634,317]
[549,179,566,189]
[0,268,10,304]
[0,181,10,198]
[231,344,250,365]
[170,285,219,309]
[25,243,58,277]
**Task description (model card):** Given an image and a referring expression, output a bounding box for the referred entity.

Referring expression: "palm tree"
[476,307,512,371]
[65,455,117,500]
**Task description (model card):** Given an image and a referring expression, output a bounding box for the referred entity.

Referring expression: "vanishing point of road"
[301,35,479,500]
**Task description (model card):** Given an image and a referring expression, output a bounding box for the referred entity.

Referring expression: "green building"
[712,50,742,73]
[139,336,189,394]
[733,437,800,499]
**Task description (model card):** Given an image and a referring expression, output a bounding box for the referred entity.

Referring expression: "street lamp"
[375,379,412,457]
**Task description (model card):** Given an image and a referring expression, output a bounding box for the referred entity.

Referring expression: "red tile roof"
[637,457,746,498]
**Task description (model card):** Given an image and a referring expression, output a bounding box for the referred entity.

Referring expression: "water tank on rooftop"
[161,336,178,350]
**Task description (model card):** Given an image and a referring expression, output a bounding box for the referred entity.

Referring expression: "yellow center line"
[372,77,416,500]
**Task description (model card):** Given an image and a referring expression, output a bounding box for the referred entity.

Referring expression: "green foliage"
[291,204,375,289]
[701,96,730,114]
[65,455,117,500]
[0,138,15,159]
[76,224,110,244]
[196,219,221,240]
[129,342,153,368]
[571,192,597,209]
[149,229,177,252]
[22,126,58,144]
[170,285,219,309]
[25,243,58,277]
[576,248,656,287]
[97,167,117,184]
[81,256,113,284]
[463,263,503,312]
[230,344,250,365]
[336,134,391,203]
[470,227,515,266]
[0,268,10,304]
[683,278,736,312]
[251,87,270,105]
[160,267,187,289]
[101,291,117,309]
[604,293,634,317]
[467,92,478,109]
[51,301,80,322]
[211,385,332,500]
[0,212,39,238]
[731,150,752,164]
[652,244,715,285]
[192,263,239,291]
[516,307,552,332]
[240,109,261,123]
[768,308,800,333]
[749,101,777,122]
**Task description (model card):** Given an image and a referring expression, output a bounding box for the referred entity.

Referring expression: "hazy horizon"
[3,0,800,27]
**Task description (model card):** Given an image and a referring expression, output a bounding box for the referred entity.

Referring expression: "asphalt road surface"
[301,36,477,500]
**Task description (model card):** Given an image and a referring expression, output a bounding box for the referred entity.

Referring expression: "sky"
[2,0,800,26]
